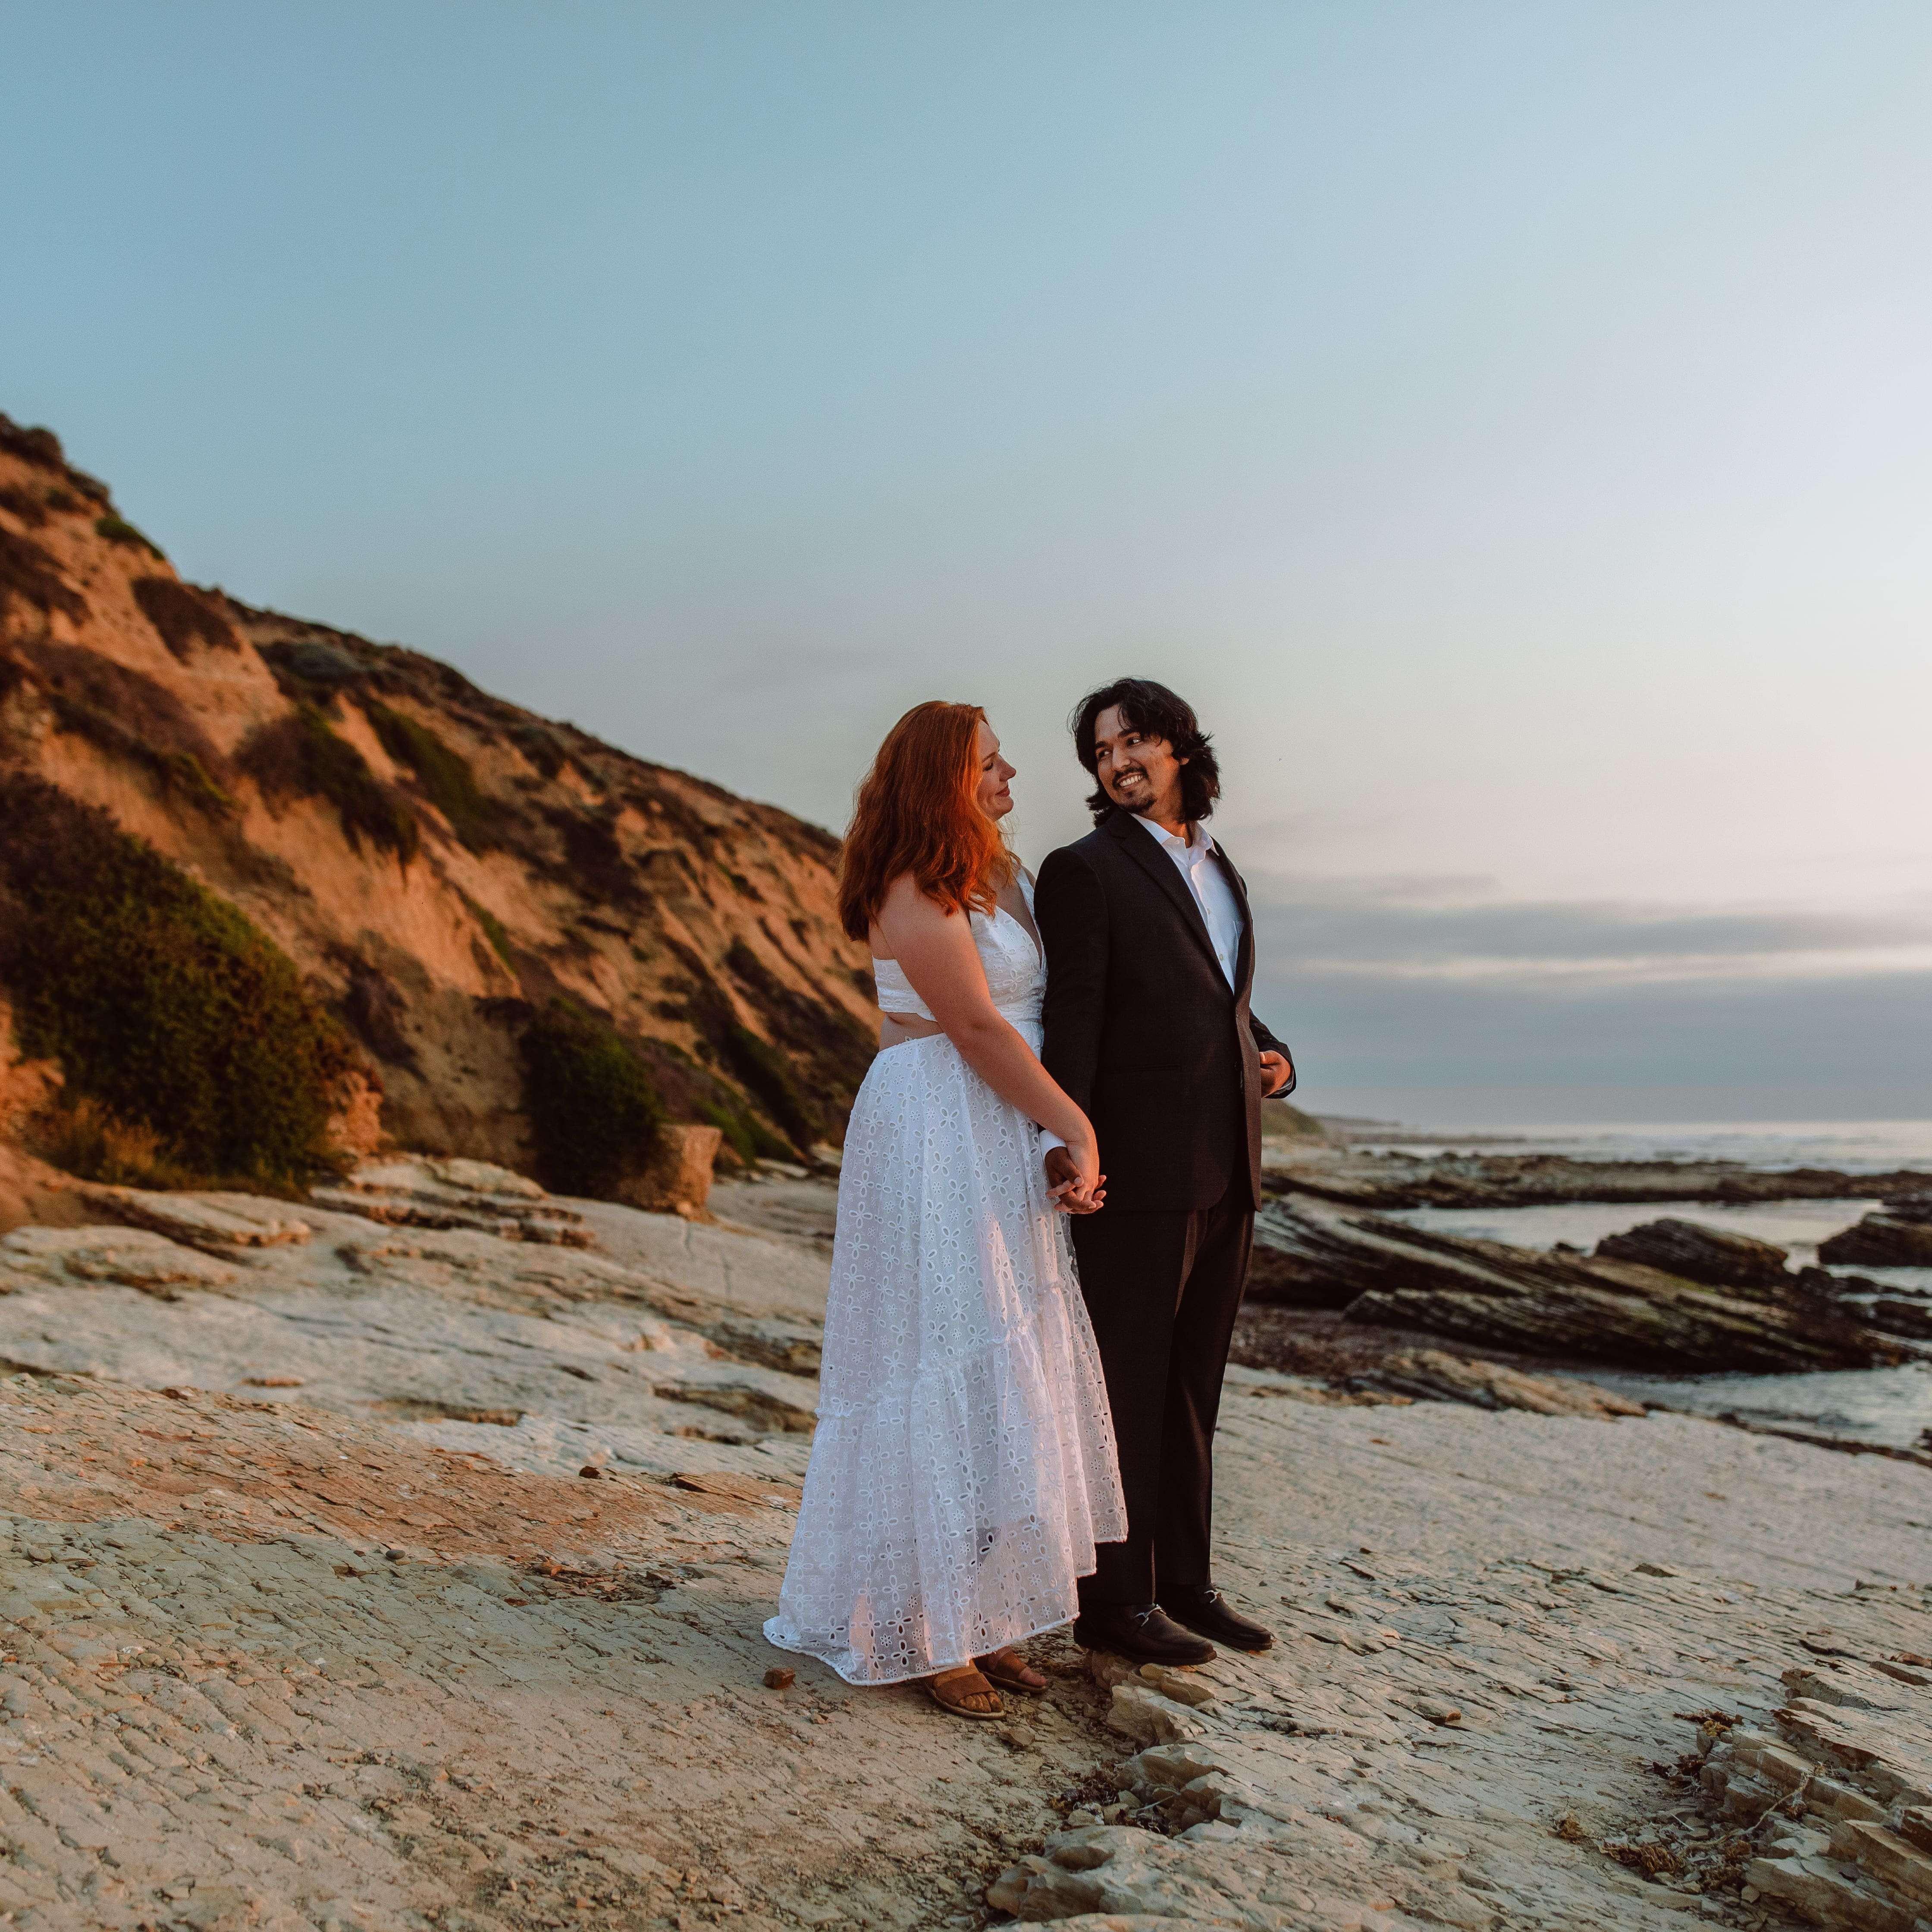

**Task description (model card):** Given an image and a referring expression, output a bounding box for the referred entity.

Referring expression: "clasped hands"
[1043,1145,1106,1215]
[1043,1051,1293,1214]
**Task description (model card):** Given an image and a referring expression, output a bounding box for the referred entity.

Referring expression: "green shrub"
[700,1097,791,1165]
[511,722,568,779]
[0,484,49,528]
[18,638,235,818]
[518,997,664,1198]
[131,577,242,660]
[94,514,166,559]
[25,1096,195,1190]
[721,1021,819,1154]
[239,704,419,866]
[0,527,88,625]
[0,775,361,1183]
[365,701,498,849]
[461,892,515,966]
[0,416,66,470]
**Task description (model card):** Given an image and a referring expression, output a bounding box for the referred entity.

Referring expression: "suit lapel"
[1106,811,1223,977]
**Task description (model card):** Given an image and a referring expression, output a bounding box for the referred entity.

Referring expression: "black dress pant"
[1070,1181,1254,1608]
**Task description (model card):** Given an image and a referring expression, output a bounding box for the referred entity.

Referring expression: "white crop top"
[872,878,1045,1032]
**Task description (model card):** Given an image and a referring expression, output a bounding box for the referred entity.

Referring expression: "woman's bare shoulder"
[878,872,961,919]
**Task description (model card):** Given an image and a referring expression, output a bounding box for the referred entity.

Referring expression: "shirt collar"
[1132,813,1213,858]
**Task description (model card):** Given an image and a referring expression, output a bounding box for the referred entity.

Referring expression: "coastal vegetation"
[1,417,876,1174]
[239,703,420,866]
[365,699,500,850]
[16,637,236,818]
[0,775,360,1184]
[93,512,166,558]
[131,575,243,659]
[518,995,664,1197]
[0,527,88,626]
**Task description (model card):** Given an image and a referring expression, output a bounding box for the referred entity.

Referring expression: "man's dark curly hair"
[1069,677,1221,827]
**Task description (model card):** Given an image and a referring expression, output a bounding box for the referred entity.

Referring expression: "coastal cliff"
[0,414,874,1199]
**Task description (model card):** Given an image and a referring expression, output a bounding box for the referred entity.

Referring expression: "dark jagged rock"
[1869,1299,1932,1342]
[1247,1206,1386,1308]
[1819,1201,1932,1268]
[1593,1217,1792,1297]
[1269,1151,1932,1212]
[1248,1200,1907,1374]
[1792,1264,1882,1298]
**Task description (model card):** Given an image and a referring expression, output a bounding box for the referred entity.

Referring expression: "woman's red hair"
[838,701,1011,941]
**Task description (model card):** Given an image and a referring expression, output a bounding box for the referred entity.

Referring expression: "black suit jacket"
[1036,809,1292,1216]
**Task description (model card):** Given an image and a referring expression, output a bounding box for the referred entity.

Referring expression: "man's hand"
[1044,1145,1106,1214]
[1258,1050,1294,1096]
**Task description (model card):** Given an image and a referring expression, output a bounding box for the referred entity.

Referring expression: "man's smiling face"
[1090,703,1187,825]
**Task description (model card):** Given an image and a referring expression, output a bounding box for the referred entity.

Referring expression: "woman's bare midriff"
[879,1012,943,1049]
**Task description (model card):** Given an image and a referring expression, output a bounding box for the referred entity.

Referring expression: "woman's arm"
[874,875,1099,1186]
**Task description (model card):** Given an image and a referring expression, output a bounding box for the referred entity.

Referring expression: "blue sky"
[6,2,1929,1122]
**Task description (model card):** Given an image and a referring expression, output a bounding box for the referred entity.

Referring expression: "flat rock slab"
[1347,1348,1646,1419]
[0,1174,830,1477]
[6,1167,1930,1932]
[78,1185,314,1250]
[0,1225,242,1296]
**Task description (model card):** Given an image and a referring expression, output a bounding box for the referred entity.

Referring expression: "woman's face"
[974,719,1016,820]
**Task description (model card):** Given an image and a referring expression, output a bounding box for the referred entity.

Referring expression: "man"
[1035,678,1295,1666]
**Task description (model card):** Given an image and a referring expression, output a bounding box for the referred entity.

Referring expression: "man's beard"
[1110,769,1155,814]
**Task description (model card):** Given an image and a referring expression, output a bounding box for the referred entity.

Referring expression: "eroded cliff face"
[0,414,874,1172]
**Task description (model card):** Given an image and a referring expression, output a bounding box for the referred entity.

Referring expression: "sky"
[5,2,1929,1124]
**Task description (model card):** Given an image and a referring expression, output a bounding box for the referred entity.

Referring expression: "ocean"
[1363,1120,1932,1452]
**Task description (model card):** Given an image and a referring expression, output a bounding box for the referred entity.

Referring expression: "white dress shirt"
[1039,815,1248,1156]
[1132,814,1243,991]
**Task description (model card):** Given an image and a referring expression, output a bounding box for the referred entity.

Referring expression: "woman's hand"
[1043,1144,1106,1215]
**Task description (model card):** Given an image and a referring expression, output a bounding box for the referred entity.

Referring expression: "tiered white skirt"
[763,1027,1126,1684]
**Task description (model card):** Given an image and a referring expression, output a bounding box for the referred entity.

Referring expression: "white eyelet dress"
[763,879,1126,1684]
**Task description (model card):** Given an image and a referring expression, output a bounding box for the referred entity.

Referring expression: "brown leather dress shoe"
[1073,1601,1216,1665]
[1164,1584,1274,1652]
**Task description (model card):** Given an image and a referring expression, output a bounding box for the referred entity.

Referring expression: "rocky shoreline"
[1267,1147,1932,1213]
[3,1158,1930,1932]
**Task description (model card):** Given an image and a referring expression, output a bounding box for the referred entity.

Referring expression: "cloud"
[1243,875,1932,988]
[1237,877,1932,1117]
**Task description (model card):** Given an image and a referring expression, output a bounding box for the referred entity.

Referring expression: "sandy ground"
[3,1167,1930,1931]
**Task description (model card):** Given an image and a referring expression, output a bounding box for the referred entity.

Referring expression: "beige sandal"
[977,1646,1048,1695]
[928,1665,1004,1720]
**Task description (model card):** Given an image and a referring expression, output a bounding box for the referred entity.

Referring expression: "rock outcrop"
[1684,1642,1932,1932]
[1342,1348,1647,1419]
[1593,1217,1793,1298]
[0,1159,825,1477]
[1270,1149,1932,1211]
[1248,1199,1908,1374]
[0,412,875,1183]
[1820,1197,1932,1269]
[5,1157,1932,1932]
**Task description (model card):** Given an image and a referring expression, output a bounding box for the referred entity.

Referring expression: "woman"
[764,702,1126,1719]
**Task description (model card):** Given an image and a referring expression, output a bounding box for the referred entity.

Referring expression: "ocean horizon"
[1320,1116,1932,1175]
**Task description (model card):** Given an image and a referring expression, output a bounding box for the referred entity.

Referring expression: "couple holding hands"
[764,678,1295,1719]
